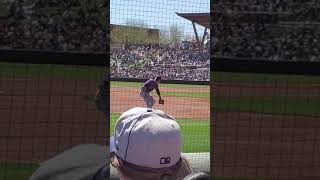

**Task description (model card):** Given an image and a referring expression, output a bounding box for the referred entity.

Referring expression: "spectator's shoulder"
[30,144,109,180]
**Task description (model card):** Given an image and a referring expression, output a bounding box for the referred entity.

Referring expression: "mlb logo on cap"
[160,157,171,164]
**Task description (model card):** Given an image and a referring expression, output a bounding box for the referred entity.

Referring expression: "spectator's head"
[155,76,162,84]
[110,107,192,180]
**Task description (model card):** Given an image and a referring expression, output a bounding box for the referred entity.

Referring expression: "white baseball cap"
[111,107,182,169]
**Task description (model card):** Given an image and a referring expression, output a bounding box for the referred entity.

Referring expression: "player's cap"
[111,107,181,168]
[155,76,162,81]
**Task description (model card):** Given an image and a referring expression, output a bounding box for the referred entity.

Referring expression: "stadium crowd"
[211,23,320,61]
[110,0,319,81]
[0,0,107,51]
[111,43,210,81]
[2,0,319,81]
[213,0,319,17]
[211,0,320,61]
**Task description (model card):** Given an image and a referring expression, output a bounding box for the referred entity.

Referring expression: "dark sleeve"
[155,84,160,96]
[29,144,108,180]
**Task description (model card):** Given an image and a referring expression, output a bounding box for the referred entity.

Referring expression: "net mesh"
[0,56,107,180]
[212,72,320,179]
[211,0,320,179]
[110,0,210,174]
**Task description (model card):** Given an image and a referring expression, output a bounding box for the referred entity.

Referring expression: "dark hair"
[155,76,162,81]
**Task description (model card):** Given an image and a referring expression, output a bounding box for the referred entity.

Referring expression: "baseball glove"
[159,98,164,105]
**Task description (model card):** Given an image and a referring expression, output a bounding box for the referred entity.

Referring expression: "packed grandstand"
[111,0,319,81]
[1,0,319,81]
[211,0,320,61]
[0,0,107,51]
[111,43,210,81]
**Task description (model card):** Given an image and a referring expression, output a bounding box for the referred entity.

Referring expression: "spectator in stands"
[110,107,193,180]
[30,107,211,180]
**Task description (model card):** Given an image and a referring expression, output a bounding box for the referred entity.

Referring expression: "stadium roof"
[176,12,210,45]
[176,13,210,29]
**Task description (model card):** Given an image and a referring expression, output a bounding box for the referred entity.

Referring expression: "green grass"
[110,113,210,153]
[111,81,208,88]
[149,91,209,99]
[214,71,320,84]
[112,81,209,99]
[2,63,320,84]
[0,63,105,80]
[213,96,320,117]
[0,163,38,180]
[3,62,318,115]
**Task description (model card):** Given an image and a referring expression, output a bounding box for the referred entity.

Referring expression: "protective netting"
[211,1,320,179]
[110,0,210,81]
[110,0,210,174]
[0,51,107,180]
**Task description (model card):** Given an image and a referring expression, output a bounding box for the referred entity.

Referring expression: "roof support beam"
[201,27,208,46]
[192,21,200,44]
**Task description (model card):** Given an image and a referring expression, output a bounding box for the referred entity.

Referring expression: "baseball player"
[140,76,163,108]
